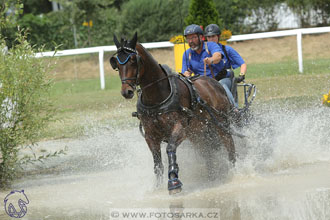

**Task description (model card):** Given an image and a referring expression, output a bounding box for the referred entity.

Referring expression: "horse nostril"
[122,89,134,99]
[128,90,134,96]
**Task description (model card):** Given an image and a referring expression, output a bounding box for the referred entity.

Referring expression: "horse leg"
[219,131,236,165]
[145,137,164,187]
[167,123,185,195]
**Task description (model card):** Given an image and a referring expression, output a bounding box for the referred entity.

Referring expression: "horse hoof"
[168,178,183,195]
[169,187,182,195]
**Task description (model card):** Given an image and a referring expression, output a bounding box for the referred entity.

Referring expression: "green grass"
[41,59,330,140]
[50,76,122,111]
[40,75,138,140]
[234,58,330,78]
[50,75,121,96]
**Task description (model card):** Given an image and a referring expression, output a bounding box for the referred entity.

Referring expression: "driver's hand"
[183,71,192,77]
[236,74,245,83]
[203,57,213,65]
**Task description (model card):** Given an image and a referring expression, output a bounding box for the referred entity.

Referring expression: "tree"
[214,0,249,34]
[184,0,222,30]
[286,0,330,27]
[108,0,129,11]
[53,0,119,48]
[119,0,189,42]
[313,0,330,26]
[22,0,52,14]
[1,0,22,27]
[215,0,284,33]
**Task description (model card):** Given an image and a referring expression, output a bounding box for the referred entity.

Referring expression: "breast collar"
[137,65,180,116]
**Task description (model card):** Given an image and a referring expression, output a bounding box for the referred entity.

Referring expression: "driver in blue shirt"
[182,24,243,110]
[181,24,225,78]
[204,24,247,109]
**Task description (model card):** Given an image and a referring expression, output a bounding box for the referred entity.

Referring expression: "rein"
[114,49,170,92]
[204,62,215,79]
[121,76,138,90]
[141,75,169,91]
[203,42,215,79]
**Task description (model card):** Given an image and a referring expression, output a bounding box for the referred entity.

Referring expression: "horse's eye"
[130,57,138,65]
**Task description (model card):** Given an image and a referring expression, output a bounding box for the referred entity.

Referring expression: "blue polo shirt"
[182,42,225,78]
[220,44,245,70]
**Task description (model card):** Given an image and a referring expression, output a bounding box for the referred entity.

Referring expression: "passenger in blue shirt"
[205,24,247,109]
[181,24,225,78]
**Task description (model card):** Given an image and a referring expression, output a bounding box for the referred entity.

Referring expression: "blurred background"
[2,0,330,50]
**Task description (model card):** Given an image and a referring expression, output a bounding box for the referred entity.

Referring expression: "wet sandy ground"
[1,106,330,220]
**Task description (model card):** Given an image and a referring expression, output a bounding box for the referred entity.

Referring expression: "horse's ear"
[129,32,138,48]
[113,34,121,48]
[121,37,125,46]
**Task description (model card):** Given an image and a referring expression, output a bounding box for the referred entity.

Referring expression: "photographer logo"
[4,190,29,218]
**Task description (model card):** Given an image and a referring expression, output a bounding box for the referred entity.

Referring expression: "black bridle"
[111,47,142,91]
[111,47,169,92]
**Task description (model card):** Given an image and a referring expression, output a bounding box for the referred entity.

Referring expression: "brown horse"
[110,33,236,194]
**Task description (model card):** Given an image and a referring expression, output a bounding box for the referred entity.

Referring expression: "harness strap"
[121,77,138,91]
[203,42,215,79]
[203,62,206,76]
[204,42,209,54]
[116,53,136,65]
[195,96,246,138]
[113,50,142,88]
[141,75,169,91]
[204,62,215,79]
[137,68,178,115]
[221,44,233,69]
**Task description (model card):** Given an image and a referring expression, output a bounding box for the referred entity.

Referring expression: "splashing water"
[0,105,329,219]
[235,105,330,175]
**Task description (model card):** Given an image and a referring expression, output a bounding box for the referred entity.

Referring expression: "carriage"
[230,76,257,124]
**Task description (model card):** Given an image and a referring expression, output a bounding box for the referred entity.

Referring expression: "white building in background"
[1,47,15,129]
[51,1,62,12]
[244,3,329,30]
[276,3,300,29]
[49,2,327,31]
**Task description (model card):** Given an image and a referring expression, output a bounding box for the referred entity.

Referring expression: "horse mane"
[135,43,159,68]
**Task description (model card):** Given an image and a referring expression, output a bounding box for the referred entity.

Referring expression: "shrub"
[119,0,189,42]
[0,32,55,187]
[185,0,222,29]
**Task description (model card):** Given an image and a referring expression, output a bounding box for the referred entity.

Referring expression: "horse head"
[110,32,142,99]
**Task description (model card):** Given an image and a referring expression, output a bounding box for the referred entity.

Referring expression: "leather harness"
[137,64,198,116]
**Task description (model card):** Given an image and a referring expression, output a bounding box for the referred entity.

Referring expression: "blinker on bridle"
[116,46,137,64]
[112,44,169,93]
[117,52,136,65]
[111,46,141,91]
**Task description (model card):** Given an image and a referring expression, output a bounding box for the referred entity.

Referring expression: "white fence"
[35,26,330,90]
[35,42,173,90]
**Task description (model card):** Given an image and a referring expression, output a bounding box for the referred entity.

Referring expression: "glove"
[236,74,245,83]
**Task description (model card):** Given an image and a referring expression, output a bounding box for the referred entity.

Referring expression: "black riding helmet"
[204,24,221,37]
[184,24,204,36]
